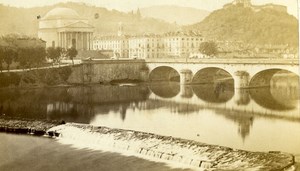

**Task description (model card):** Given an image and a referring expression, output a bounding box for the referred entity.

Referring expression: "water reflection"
[0,77,299,154]
[192,83,234,103]
[149,82,180,98]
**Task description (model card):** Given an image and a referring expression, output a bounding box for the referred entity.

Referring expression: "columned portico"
[56,31,93,50]
[38,7,94,50]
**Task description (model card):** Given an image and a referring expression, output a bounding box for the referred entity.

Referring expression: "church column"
[71,32,73,48]
[57,32,60,47]
[59,32,62,47]
[76,32,78,49]
[63,32,66,49]
[86,32,89,50]
[66,32,68,49]
[88,32,91,50]
[80,32,84,50]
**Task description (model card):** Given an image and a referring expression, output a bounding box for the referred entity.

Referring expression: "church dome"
[43,7,80,20]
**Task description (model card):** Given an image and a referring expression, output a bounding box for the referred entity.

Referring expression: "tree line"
[0,46,78,72]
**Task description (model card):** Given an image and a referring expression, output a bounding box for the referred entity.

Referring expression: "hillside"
[0,2,178,36]
[184,5,299,46]
[140,5,210,25]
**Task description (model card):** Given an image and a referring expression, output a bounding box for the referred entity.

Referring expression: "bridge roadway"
[145,58,299,88]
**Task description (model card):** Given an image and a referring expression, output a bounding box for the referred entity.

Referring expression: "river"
[0,74,299,170]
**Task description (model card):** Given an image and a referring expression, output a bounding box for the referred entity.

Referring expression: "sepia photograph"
[0,0,299,170]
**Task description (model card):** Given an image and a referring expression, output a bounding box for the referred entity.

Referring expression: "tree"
[18,47,46,70]
[199,41,218,57]
[3,47,18,71]
[66,47,78,65]
[32,47,46,68]
[18,47,31,69]
[0,47,4,72]
[46,47,62,65]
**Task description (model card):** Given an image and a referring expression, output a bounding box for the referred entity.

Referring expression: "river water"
[0,74,299,170]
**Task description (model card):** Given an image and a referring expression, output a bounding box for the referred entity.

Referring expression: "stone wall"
[75,59,149,84]
[0,60,149,87]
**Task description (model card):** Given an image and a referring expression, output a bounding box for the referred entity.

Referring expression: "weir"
[48,123,295,170]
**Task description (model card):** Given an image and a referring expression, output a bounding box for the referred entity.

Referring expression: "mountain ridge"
[140,5,210,25]
[0,2,179,36]
[184,4,298,46]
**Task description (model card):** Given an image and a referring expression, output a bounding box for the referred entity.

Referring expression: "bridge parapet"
[146,59,299,88]
[145,58,299,65]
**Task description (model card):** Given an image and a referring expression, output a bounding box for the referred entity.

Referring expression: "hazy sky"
[0,0,298,17]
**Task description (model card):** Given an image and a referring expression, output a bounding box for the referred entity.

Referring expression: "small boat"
[118,83,137,87]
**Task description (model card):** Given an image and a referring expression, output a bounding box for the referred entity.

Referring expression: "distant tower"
[233,0,251,7]
[136,8,141,19]
[117,22,124,36]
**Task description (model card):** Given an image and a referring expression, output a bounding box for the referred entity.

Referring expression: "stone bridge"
[145,58,299,88]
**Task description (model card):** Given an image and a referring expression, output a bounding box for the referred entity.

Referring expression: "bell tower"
[117,22,124,37]
[233,0,251,7]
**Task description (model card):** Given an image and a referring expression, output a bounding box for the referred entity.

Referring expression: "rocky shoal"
[0,117,64,136]
[48,123,296,171]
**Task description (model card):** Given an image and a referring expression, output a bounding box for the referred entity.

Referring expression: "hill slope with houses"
[140,5,210,25]
[0,2,178,37]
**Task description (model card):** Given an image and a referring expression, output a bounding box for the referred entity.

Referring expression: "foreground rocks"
[48,123,295,171]
[0,117,64,136]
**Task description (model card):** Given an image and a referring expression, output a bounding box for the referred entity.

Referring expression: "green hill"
[0,2,178,36]
[184,5,298,46]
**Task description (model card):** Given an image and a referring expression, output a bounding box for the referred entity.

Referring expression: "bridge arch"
[192,67,234,84]
[249,68,299,88]
[149,66,180,82]
[191,67,234,103]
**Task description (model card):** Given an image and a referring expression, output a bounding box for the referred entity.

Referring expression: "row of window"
[95,43,200,49]
[94,37,203,45]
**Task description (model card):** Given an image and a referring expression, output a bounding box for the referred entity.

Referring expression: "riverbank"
[0,117,64,135]
[0,117,295,170]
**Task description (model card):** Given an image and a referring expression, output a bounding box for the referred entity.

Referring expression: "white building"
[128,34,164,59]
[163,31,204,58]
[93,30,204,59]
[93,35,129,58]
[38,7,94,50]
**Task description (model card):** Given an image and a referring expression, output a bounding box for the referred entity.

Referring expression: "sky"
[0,0,298,17]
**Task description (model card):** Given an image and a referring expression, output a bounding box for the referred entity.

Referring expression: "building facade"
[129,35,164,59]
[224,0,287,13]
[38,7,94,50]
[93,31,204,59]
[163,32,204,58]
[93,35,129,58]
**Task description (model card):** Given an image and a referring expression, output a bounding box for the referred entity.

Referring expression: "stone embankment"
[48,123,295,171]
[0,118,296,170]
[0,117,64,136]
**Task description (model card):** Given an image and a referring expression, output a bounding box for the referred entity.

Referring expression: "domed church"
[38,7,94,50]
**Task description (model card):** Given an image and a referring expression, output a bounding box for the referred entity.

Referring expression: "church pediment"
[62,21,94,28]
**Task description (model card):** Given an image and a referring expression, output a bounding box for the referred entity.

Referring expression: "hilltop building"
[38,7,94,50]
[232,0,251,7]
[223,0,287,13]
